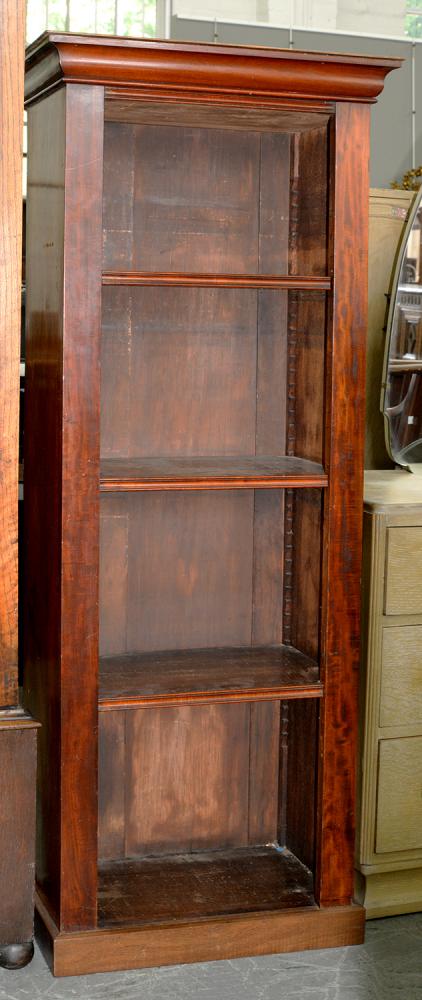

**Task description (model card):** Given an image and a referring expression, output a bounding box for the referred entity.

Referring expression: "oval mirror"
[382,185,422,469]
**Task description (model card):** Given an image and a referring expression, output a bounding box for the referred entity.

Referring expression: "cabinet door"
[384,527,422,615]
[376,737,422,853]
[381,626,422,727]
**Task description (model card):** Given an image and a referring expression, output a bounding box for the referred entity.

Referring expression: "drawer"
[381,626,422,727]
[384,527,422,615]
[376,737,422,853]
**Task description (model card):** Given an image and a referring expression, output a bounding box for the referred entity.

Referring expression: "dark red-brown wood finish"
[0,0,38,970]
[23,33,399,975]
[24,83,103,931]
[25,33,398,106]
[317,104,371,907]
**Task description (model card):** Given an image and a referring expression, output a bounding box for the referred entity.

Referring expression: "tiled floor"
[0,914,421,1000]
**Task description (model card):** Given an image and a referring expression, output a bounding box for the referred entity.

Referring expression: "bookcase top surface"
[25,31,401,108]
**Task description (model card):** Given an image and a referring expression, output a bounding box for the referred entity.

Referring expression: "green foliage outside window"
[406,0,422,37]
[26,0,157,44]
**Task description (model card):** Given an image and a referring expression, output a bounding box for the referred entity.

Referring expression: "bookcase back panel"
[102,121,292,274]
[98,700,281,858]
[102,119,329,277]
[101,286,288,459]
[99,489,284,655]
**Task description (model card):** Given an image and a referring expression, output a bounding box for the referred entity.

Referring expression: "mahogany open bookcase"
[23,33,399,976]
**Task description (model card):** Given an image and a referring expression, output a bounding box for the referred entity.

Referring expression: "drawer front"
[384,527,422,615]
[376,737,422,853]
[381,626,422,727]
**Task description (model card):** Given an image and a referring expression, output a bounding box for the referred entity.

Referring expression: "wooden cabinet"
[23,34,397,976]
[0,0,38,970]
[357,470,422,917]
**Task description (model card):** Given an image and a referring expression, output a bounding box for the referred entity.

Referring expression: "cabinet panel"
[103,122,292,275]
[376,736,422,853]
[100,286,291,460]
[99,489,293,656]
[384,527,422,614]
[98,701,281,858]
[381,625,422,727]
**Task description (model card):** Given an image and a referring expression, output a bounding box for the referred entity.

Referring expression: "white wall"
[336,0,405,37]
[172,0,405,37]
[174,0,257,21]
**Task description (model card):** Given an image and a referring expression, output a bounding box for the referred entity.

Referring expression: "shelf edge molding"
[99,457,328,492]
[100,475,328,492]
[102,272,332,290]
[99,684,323,711]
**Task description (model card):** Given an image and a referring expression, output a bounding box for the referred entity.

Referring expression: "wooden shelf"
[100,456,328,492]
[98,846,315,927]
[102,271,331,290]
[98,644,322,710]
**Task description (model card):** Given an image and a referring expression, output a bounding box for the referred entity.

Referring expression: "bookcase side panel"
[317,102,370,907]
[60,83,104,932]
[23,87,66,927]
[24,83,104,933]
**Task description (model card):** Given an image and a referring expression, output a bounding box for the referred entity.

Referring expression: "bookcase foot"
[0,941,34,969]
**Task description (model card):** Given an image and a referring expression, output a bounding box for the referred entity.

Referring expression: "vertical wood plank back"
[126,491,254,652]
[98,702,282,859]
[98,712,126,860]
[316,103,370,907]
[0,0,24,707]
[99,505,128,656]
[125,703,251,855]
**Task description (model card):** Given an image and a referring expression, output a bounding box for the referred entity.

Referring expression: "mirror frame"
[381,186,421,468]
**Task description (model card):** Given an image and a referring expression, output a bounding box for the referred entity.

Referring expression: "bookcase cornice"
[25,32,400,107]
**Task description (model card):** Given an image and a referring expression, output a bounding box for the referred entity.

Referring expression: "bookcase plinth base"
[35,894,365,978]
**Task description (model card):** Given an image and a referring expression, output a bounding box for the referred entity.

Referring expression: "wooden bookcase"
[23,34,398,976]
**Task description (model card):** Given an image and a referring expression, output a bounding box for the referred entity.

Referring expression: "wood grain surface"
[97,847,314,924]
[104,99,331,132]
[100,456,327,491]
[35,892,364,977]
[98,644,321,710]
[0,0,23,707]
[25,34,400,108]
[0,726,38,945]
[24,84,104,931]
[23,33,392,969]
[316,103,371,907]
[98,703,282,859]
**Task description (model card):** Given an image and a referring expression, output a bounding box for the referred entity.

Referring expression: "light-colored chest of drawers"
[356,470,422,917]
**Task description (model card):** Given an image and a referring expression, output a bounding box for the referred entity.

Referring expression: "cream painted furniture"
[357,469,422,917]
[366,189,414,470]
